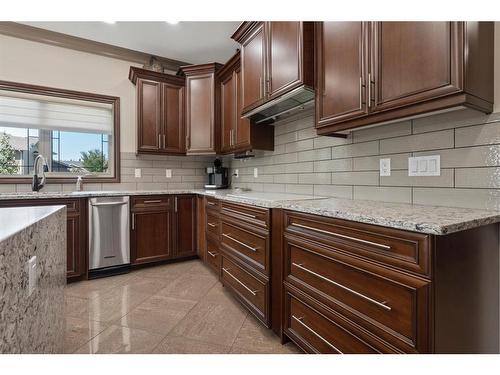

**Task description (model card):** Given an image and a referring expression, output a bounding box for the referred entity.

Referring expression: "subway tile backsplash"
[2,107,499,211]
[229,108,500,211]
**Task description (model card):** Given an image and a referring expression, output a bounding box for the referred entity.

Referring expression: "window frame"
[0,80,120,184]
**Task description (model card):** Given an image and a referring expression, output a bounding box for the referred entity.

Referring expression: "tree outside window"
[0,133,19,174]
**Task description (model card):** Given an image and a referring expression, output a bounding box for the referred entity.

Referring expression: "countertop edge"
[1,190,499,236]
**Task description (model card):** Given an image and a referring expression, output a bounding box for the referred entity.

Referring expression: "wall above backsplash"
[229,108,500,211]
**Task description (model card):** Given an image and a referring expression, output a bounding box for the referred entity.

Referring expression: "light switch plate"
[166,169,172,178]
[234,169,239,178]
[379,158,391,176]
[408,155,440,176]
[27,256,37,297]
[253,168,258,178]
[134,168,142,178]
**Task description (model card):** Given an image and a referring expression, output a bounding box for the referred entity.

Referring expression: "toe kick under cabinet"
[278,210,500,354]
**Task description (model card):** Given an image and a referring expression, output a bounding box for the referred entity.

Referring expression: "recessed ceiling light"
[165,21,179,25]
[103,21,116,24]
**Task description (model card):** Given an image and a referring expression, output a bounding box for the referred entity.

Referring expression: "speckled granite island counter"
[0,205,66,353]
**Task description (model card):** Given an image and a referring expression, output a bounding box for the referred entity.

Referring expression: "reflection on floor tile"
[74,325,164,354]
[65,259,300,354]
[153,336,231,354]
[156,273,218,301]
[117,295,197,335]
[63,317,108,353]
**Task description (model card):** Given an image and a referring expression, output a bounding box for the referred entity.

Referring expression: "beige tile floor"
[63,259,301,354]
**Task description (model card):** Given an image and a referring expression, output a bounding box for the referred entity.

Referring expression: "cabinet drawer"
[285,234,430,352]
[205,196,220,211]
[206,212,220,238]
[284,211,430,276]
[221,256,269,326]
[131,196,171,210]
[206,238,221,275]
[221,201,269,228]
[285,288,392,354]
[221,220,269,273]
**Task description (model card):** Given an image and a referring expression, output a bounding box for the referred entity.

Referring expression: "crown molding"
[0,22,189,71]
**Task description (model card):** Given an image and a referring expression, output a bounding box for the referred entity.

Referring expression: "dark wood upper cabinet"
[217,51,274,154]
[315,21,494,135]
[238,22,266,112]
[268,22,314,99]
[180,63,223,155]
[316,22,369,127]
[174,195,197,258]
[371,22,461,112]
[129,67,185,155]
[232,21,314,116]
[220,67,236,153]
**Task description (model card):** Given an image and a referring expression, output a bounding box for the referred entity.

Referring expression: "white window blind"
[0,93,113,134]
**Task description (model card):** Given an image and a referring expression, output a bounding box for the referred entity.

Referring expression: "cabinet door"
[137,78,162,152]
[268,22,302,99]
[66,214,84,279]
[234,66,251,149]
[162,83,185,154]
[371,22,462,112]
[220,72,235,153]
[316,22,368,128]
[174,195,197,258]
[131,208,172,264]
[186,74,216,154]
[241,22,266,112]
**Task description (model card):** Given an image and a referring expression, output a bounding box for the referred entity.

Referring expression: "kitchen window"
[0,81,120,183]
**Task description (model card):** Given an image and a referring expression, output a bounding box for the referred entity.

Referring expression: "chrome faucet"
[32,154,48,192]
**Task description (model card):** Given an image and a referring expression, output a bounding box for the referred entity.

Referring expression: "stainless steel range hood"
[242,86,315,124]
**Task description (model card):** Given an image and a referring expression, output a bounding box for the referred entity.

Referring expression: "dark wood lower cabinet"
[173,194,197,258]
[131,198,173,265]
[276,209,500,354]
[131,194,197,265]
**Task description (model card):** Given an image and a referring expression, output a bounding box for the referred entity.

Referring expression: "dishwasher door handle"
[90,201,129,207]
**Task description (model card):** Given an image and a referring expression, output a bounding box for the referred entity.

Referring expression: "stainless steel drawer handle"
[222,207,257,219]
[90,201,128,207]
[207,251,217,258]
[291,223,391,250]
[222,267,259,296]
[222,233,257,252]
[143,200,162,204]
[207,201,216,206]
[292,315,343,354]
[207,222,217,228]
[292,262,391,311]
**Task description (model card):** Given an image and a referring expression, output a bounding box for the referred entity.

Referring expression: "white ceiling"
[20,22,241,65]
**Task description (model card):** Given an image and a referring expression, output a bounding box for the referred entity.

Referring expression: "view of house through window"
[0,89,114,178]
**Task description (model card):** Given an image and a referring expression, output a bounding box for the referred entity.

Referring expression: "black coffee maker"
[205,158,229,189]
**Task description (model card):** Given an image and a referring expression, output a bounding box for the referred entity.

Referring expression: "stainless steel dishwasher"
[88,196,130,278]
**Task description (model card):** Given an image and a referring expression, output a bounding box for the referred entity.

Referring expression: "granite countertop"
[1,189,500,235]
[0,205,66,242]
[280,198,500,235]
[0,189,322,208]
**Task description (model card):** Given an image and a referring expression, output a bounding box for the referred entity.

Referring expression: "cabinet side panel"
[434,224,499,353]
[464,22,494,104]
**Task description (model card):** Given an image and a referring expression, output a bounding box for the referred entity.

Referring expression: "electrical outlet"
[134,168,142,178]
[253,168,258,178]
[234,169,239,178]
[408,155,440,176]
[27,256,37,297]
[379,158,391,177]
[166,169,172,178]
